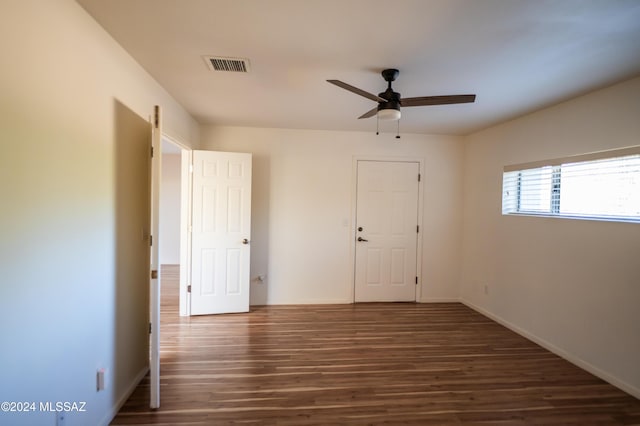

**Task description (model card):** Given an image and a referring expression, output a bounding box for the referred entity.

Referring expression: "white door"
[149,106,161,408]
[354,161,420,302]
[190,150,252,315]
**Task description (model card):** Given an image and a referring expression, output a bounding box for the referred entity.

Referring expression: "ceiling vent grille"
[204,56,250,73]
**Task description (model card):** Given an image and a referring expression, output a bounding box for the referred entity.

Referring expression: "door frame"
[149,116,193,408]
[350,156,425,303]
[157,135,192,317]
[179,149,193,317]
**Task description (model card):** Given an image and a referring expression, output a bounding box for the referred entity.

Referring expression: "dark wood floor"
[111,265,640,425]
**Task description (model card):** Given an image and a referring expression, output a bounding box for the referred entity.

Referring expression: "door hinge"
[415,276,418,285]
[149,235,153,246]
[187,285,192,293]
[151,269,158,279]
[418,173,421,182]
[149,322,152,334]
[151,145,154,158]
[154,105,160,129]
[417,225,419,233]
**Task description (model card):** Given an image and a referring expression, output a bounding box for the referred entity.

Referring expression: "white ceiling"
[77,0,640,135]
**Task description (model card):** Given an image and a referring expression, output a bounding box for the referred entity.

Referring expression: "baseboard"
[261,299,353,305]
[418,297,459,303]
[460,298,640,400]
[99,366,150,426]
[257,298,459,305]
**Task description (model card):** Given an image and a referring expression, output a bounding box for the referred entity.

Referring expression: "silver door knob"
[242,238,250,245]
[357,237,368,242]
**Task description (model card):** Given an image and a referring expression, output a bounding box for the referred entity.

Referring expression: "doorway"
[159,137,188,315]
[354,159,422,302]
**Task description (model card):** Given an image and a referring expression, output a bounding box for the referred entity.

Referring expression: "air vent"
[203,56,250,73]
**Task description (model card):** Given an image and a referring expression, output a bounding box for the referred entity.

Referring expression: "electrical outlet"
[484,284,489,295]
[97,368,106,391]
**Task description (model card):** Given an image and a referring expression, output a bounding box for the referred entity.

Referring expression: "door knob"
[357,236,368,242]
[242,238,250,245]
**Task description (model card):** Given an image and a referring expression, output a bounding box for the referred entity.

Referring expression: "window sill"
[502,212,640,224]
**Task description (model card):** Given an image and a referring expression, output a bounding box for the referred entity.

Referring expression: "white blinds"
[502,147,640,222]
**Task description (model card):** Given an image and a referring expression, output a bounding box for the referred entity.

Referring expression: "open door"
[190,150,252,315]
[149,106,161,408]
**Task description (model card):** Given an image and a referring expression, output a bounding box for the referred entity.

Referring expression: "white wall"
[460,76,640,398]
[159,153,182,265]
[0,1,199,425]
[201,126,464,306]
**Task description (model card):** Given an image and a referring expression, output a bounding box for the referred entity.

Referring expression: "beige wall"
[0,1,199,425]
[460,76,640,398]
[200,127,465,305]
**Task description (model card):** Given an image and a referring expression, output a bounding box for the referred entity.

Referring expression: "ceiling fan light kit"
[377,106,401,121]
[327,68,476,135]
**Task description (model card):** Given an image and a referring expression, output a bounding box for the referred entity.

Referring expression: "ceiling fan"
[327,68,476,122]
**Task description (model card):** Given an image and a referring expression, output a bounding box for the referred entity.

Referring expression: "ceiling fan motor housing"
[379,69,402,117]
[378,89,401,114]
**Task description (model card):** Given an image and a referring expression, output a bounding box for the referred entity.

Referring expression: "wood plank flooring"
[111,265,640,425]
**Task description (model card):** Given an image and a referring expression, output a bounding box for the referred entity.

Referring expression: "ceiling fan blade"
[358,107,378,119]
[327,80,387,103]
[401,94,476,107]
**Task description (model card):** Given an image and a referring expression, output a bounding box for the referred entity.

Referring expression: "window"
[502,147,640,222]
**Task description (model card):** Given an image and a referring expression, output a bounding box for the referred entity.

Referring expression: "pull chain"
[376,114,380,135]
[396,119,401,139]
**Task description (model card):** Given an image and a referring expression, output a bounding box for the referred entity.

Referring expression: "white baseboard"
[99,366,150,426]
[258,298,478,305]
[418,297,459,303]
[260,298,461,305]
[460,298,640,400]
[262,299,353,305]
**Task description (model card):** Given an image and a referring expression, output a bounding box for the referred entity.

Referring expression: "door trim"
[350,156,424,303]
[179,148,193,317]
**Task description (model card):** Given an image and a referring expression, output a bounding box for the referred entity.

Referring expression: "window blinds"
[502,146,640,222]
